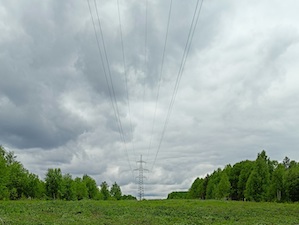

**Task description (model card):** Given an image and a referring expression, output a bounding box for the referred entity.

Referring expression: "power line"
[141,0,148,142]
[151,0,204,171]
[117,0,136,162]
[93,0,133,175]
[88,0,205,192]
[87,0,118,139]
[147,0,173,162]
[93,0,124,145]
[87,0,134,177]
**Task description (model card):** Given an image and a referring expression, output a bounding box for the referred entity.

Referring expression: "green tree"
[74,177,88,200]
[0,146,44,200]
[0,146,9,199]
[83,175,99,199]
[26,173,45,199]
[121,194,137,200]
[199,175,209,199]
[230,161,245,200]
[216,171,231,199]
[188,177,203,199]
[0,145,5,156]
[167,191,188,199]
[7,162,29,199]
[62,174,76,200]
[110,182,122,200]
[206,168,222,199]
[285,162,299,202]
[237,160,254,200]
[245,171,258,201]
[269,163,285,201]
[5,151,17,165]
[245,151,270,201]
[100,181,110,200]
[45,168,63,199]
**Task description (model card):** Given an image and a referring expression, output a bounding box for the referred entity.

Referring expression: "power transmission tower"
[135,155,148,200]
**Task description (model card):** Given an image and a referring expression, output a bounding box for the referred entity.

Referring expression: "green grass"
[0,200,299,224]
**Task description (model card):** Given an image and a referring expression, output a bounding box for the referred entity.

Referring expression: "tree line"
[0,146,136,200]
[181,150,299,202]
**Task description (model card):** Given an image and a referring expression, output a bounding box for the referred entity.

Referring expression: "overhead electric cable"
[87,0,111,104]
[151,0,204,171]
[87,0,118,133]
[147,0,173,161]
[141,0,148,143]
[88,0,134,176]
[93,0,133,173]
[117,0,137,162]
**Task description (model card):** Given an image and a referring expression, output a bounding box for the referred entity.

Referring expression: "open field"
[0,200,299,224]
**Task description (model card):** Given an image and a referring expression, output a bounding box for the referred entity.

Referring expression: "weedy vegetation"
[0,199,299,224]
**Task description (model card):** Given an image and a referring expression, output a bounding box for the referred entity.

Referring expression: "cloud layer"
[1,0,299,198]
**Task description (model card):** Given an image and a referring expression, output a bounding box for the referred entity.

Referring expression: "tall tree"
[100,181,110,200]
[74,177,88,200]
[229,161,249,200]
[83,174,99,200]
[268,163,285,201]
[25,173,45,199]
[7,161,28,199]
[110,182,122,200]
[285,162,299,202]
[188,177,202,199]
[199,175,209,199]
[245,151,270,201]
[216,171,231,199]
[0,146,9,199]
[62,173,76,200]
[45,168,63,199]
[206,168,222,199]
[237,160,254,200]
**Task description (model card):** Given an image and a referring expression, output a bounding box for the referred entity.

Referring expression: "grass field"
[0,199,299,224]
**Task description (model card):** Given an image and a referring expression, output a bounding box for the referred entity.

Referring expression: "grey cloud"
[0,92,90,149]
[0,1,93,149]
[1,0,299,198]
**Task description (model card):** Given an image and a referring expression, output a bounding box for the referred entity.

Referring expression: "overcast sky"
[1,0,299,199]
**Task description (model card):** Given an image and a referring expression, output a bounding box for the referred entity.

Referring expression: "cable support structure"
[134,155,148,200]
[151,0,204,172]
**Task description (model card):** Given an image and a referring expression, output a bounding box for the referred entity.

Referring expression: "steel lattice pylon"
[135,155,148,200]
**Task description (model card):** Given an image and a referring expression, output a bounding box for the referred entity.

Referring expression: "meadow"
[0,200,299,224]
